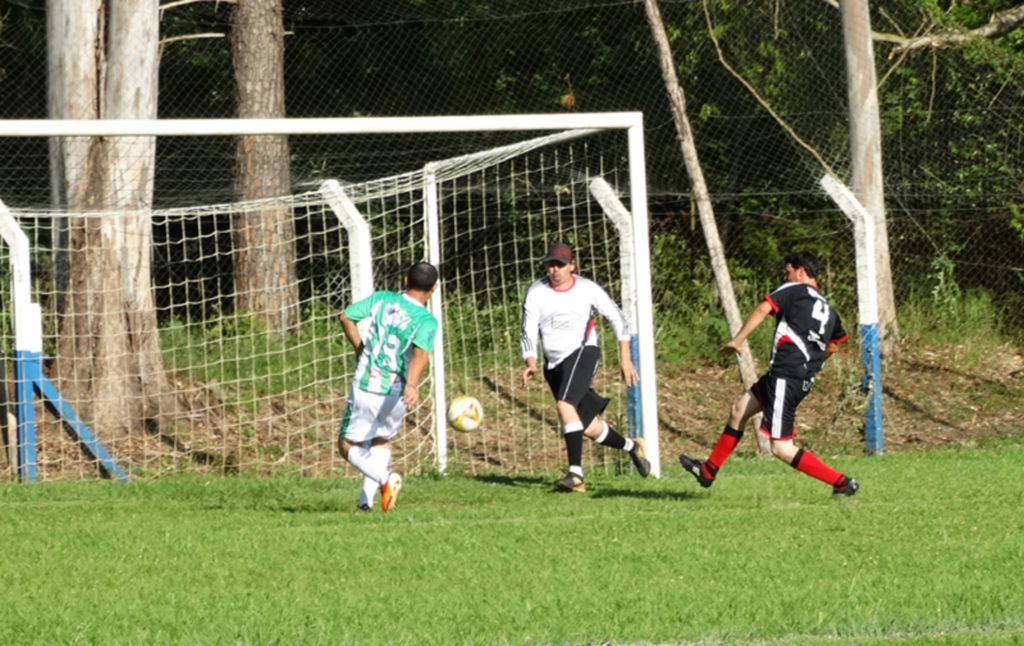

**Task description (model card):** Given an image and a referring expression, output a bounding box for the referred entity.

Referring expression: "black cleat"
[833,477,859,497]
[678,454,715,488]
[630,438,652,478]
[356,503,372,512]
[554,472,586,492]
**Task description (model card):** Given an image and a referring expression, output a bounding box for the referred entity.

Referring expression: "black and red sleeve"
[830,312,849,344]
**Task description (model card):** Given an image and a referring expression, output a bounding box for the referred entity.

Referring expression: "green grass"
[2,448,1024,645]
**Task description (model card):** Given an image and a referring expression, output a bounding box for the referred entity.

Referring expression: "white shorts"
[338,387,408,444]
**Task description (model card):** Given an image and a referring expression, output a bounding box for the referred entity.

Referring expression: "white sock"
[562,421,584,435]
[358,476,377,508]
[347,445,389,486]
[371,444,392,473]
[623,437,635,452]
[569,465,584,477]
[358,445,392,507]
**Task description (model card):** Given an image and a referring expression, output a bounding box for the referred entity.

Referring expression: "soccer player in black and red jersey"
[679,251,860,497]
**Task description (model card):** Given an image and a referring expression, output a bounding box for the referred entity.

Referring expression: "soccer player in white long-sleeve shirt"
[520,242,650,492]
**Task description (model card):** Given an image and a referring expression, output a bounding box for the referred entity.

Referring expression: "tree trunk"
[231,0,298,334]
[841,0,899,356]
[48,0,172,438]
[642,0,769,453]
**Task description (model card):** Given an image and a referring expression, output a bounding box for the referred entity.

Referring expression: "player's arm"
[591,283,637,384]
[522,357,541,388]
[402,347,430,407]
[824,313,849,360]
[617,339,638,386]
[721,299,774,356]
[339,293,377,354]
[338,311,364,355]
[520,293,542,387]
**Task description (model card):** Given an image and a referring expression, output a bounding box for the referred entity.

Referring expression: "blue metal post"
[13,350,41,482]
[627,334,642,437]
[860,323,883,455]
[37,376,129,482]
[12,349,130,482]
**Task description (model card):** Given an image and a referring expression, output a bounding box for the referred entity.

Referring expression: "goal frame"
[0,114,661,478]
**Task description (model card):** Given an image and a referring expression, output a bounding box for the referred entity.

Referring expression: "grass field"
[1,444,1023,645]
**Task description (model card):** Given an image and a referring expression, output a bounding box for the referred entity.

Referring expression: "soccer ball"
[447,396,483,432]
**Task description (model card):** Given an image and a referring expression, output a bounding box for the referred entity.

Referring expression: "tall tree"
[642,0,769,453]
[840,0,898,356]
[48,0,173,436]
[230,0,297,333]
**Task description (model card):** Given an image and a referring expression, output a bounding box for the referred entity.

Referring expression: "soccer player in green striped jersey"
[337,262,439,512]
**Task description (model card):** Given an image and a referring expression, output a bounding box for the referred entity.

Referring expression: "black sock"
[597,425,628,451]
[564,431,584,471]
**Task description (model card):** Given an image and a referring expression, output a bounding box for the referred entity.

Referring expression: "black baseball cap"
[543,242,573,265]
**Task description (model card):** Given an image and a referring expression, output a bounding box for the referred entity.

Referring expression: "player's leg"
[774,437,856,495]
[767,380,858,496]
[580,393,651,478]
[553,400,586,491]
[679,379,764,488]
[707,388,762,473]
[340,438,389,495]
[357,474,377,511]
[356,438,392,511]
[339,389,396,508]
[355,437,382,511]
[374,396,408,511]
[545,348,601,492]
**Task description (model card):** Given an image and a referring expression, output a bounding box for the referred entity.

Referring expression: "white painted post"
[841,0,896,356]
[820,174,883,454]
[0,199,44,480]
[423,165,448,474]
[589,178,636,329]
[589,178,646,464]
[321,179,376,344]
[627,121,660,478]
[0,200,43,356]
[321,180,375,302]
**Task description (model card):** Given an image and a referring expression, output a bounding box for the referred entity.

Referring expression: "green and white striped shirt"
[344,291,438,395]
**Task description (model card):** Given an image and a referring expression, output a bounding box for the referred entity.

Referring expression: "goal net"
[0,115,657,482]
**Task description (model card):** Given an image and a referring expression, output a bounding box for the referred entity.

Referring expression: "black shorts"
[543,346,609,430]
[751,373,813,440]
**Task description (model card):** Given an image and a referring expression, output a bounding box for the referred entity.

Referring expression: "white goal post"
[0,114,660,480]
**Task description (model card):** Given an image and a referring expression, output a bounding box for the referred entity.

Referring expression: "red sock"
[790,449,844,486]
[705,426,744,478]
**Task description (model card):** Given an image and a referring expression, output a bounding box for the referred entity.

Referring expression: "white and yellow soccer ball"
[447,396,484,432]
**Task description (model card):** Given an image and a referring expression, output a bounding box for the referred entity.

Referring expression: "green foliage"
[443,290,525,368]
[2,448,1024,644]
[900,286,1009,347]
[1011,203,1024,243]
[160,298,352,399]
[205,307,268,339]
[650,234,730,368]
[7,0,1019,375]
[927,252,963,311]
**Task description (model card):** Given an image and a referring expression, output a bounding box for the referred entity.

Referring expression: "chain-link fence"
[2,0,1019,323]
[0,0,1021,478]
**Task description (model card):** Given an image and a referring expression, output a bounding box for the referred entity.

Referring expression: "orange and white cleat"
[381,472,403,512]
